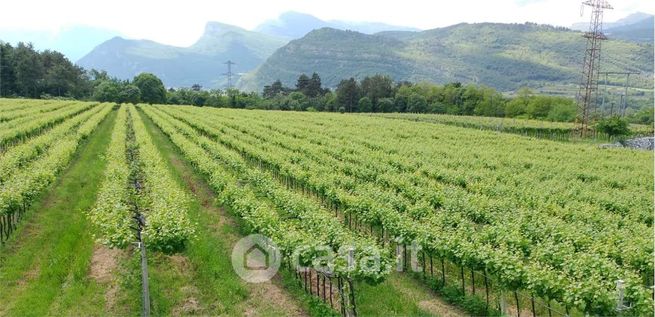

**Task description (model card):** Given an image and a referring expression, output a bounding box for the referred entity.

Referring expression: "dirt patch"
[89,245,122,283]
[104,282,120,311]
[505,303,539,317]
[171,286,203,316]
[245,273,308,317]
[180,297,200,314]
[168,254,193,272]
[419,299,465,317]
[89,245,124,312]
[236,250,306,316]
[16,266,40,287]
[389,275,466,317]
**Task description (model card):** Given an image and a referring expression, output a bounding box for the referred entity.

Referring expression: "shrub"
[595,116,631,138]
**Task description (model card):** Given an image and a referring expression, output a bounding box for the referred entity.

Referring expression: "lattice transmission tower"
[576,0,613,136]
[224,60,236,90]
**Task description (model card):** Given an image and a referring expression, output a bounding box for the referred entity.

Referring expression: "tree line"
[0,42,89,98]
[259,73,580,122]
[257,74,653,125]
[0,42,651,125]
[0,42,169,104]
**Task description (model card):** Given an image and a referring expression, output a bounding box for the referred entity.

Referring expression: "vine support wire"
[135,213,151,317]
[131,170,150,316]
[127,112,150,317]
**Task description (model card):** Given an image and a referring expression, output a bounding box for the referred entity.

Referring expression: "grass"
[0,109,138,316]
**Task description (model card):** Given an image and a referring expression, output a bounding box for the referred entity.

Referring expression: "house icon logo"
[244,244,269,270]
[231,234,281,283]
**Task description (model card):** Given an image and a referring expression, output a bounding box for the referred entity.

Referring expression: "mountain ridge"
[239,22,653,92]
[254,11,420,39]
[73,11,653,91]
[570,12,654,43]
[77,22,287,88]
[571,12,653,31]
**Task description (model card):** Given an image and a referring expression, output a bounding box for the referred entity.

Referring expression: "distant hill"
[238,23,654,92]
[571,12,654,43]
[255,11,420,39]
[0,26,120,61]
[605,16,654,43]
[571,12,652,31]
[77,22,287,89]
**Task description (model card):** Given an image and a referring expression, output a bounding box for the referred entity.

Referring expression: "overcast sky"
[1,0,652,46]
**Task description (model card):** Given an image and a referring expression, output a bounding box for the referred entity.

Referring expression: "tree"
[361,75,393,111]
[263,80,286,98]
[336,78,360,113]
[546,98,576,122]
[43,64,75,97]
[296,74,310,94]
[0,43,18,97]
[505,99,526,117]
[473,88,504,117]
[133,73,166,104]
[394,85,413,113]
[288,91,308,111]
[293,73,325,98]
[358,97,373,113]
[14,43,44,98]
[461,85,483,115]
[441,83,464,112]
[0,43,91,98]
[206,89,227,107]
[595,116,631,138]
[118,85,141,104]
[430,101,447,114]
[88,69,110,83]
[504,87,534,118]
[324,92,338,112]
[526,96,552,119]
[378,98,395,113]
[407,93,428,113]
[306,73,324,98]
[93,81,121,102]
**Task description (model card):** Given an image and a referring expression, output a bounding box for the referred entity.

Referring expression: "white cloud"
[0,0,652,46]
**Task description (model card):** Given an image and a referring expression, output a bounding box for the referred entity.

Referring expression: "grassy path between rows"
[0,109,138,316]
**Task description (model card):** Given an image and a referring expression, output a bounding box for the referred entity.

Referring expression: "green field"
[365,112,654,142]
[0,99,652,317]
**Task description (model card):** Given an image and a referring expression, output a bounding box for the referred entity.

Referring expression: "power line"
[599,71,640,117]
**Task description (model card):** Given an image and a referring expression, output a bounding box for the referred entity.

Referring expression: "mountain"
[0,26,120,61]
[605,16,654,43]
[255,11,419,39]
[238,23,654,92]
[571,12,652,31]
[570,12,654,43]
[77,22,287,89]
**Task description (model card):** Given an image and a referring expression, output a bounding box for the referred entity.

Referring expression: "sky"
[0,0,653,47]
